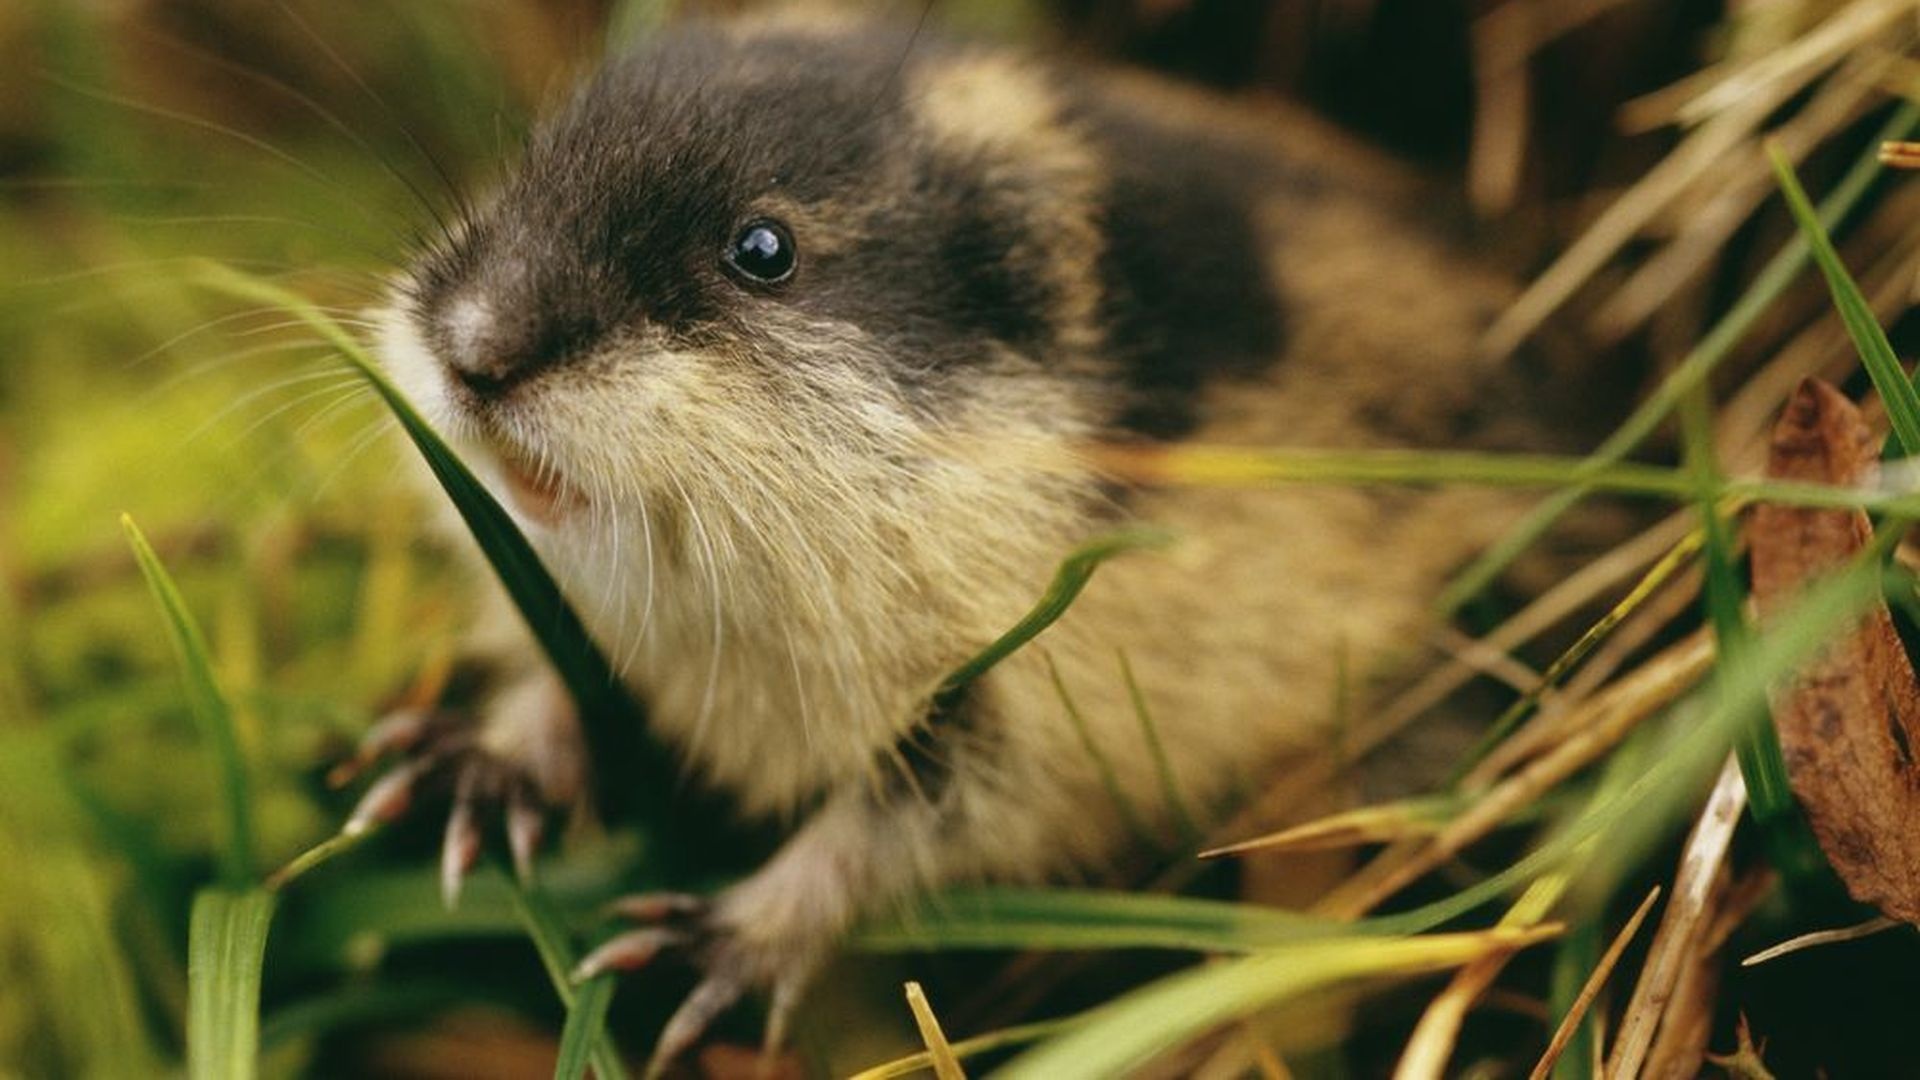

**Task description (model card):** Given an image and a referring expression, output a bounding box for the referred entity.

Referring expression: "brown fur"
[373,21,1554,1064]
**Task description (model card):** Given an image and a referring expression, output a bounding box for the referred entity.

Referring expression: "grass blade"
[932,528,1170,710]
[996,927,1560,1080]
[1767,140,1920,457]
[190,262,674,826]
[847,1020,1070,1080]
[1679,389,1799,833]
[1091,441,1920,521]
[879,551,1899,958]
[1438,102,1919,613]
[1118,649,1201,847]
[124,513,254,887]
[1449,526,1706,783]
[1395,874,1570,1079]
[860,888,1342,953]
[903,981,965,1080]
[1201,794,1467,858]
[505,873,629,1080]
[1047,654,1161,852]
[555,974,619,1080]
[187,887,276,1080]
[1531,888,1661,1080]
[1545,923,1601,1080]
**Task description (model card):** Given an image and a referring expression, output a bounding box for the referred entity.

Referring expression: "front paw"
[331,693,585,903]
[573,892,822,1078]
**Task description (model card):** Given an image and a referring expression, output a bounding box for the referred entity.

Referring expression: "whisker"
[596,476,631,677]
[33,266,387,333]
[142,341,339,402]
[185,367,362,445]
[197,388,376,520]
[129,23,454,243]
[227,316,382,340]
[619,481,660,679]
[271,0,474,228]
[292,381,379,439]
[782,622,818,758]
[113,213,403,272]
[310,416,397,501]
[38,72,415,252]
[668,471,726,753]
[115,306,307,372]
[19,255,306,292]
[234,379,370,443]
[0,176,207,194]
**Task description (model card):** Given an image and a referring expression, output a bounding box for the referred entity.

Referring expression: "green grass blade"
[260,983,482,1049]
[505,874,630,1080]
[187,887,276,1080]
[1735,150,1920,878]
[1547,923,1600,1080]
[555,974,619,1080]
[1680,389,1797,828]
[1046,654,1160,852]
[123,514,254,887]
[979,552,1894,1075]
[1086,442,1920,518]
[1440,102,1919,613]
[859,887,1342,953]
[874,554,1900,957]
[1118,650,1202,846]
[1451,527,1706,784]
[264,829,370,892]
[1768,141,1920,457]
[1687,405,1830,882]
[931,528,1171,710]
[995,928,1557,1080]
[190,263,674,823]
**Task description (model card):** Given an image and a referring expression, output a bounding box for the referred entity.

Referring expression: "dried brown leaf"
[1749,376,1920,925]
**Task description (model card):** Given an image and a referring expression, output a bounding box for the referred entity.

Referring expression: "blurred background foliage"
[7,0,1920,1077]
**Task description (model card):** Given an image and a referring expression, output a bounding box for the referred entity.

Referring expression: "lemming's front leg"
[575,793,892,1074]
[581,753,1035,1076]
[337,660,587,901]
[335,573,590,902]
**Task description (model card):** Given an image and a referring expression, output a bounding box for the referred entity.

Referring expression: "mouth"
[482,436,586,526]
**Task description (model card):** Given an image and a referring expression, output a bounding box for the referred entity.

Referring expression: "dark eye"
[724,220,797,285]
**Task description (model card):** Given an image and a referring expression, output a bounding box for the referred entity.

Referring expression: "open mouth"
[485,437,585,526]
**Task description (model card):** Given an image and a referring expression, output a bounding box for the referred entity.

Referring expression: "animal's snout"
[436,294,580,397]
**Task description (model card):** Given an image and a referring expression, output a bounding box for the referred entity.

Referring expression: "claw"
[440,768,483,908]
[344,759,427,836]
[572,927,687,983]
[328,709,432,788]
[606,892,708,923]
[506,782,546,882]
[645,973,748,1080]
[762,975,803,1064]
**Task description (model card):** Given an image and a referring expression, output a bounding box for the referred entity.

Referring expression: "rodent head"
[379,20,1113,764]
[384,21,1110,520]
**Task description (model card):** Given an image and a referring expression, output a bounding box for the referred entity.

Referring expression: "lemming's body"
[369,14,1546,1067]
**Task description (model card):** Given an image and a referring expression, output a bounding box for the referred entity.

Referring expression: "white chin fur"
[371,296,1101,818]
